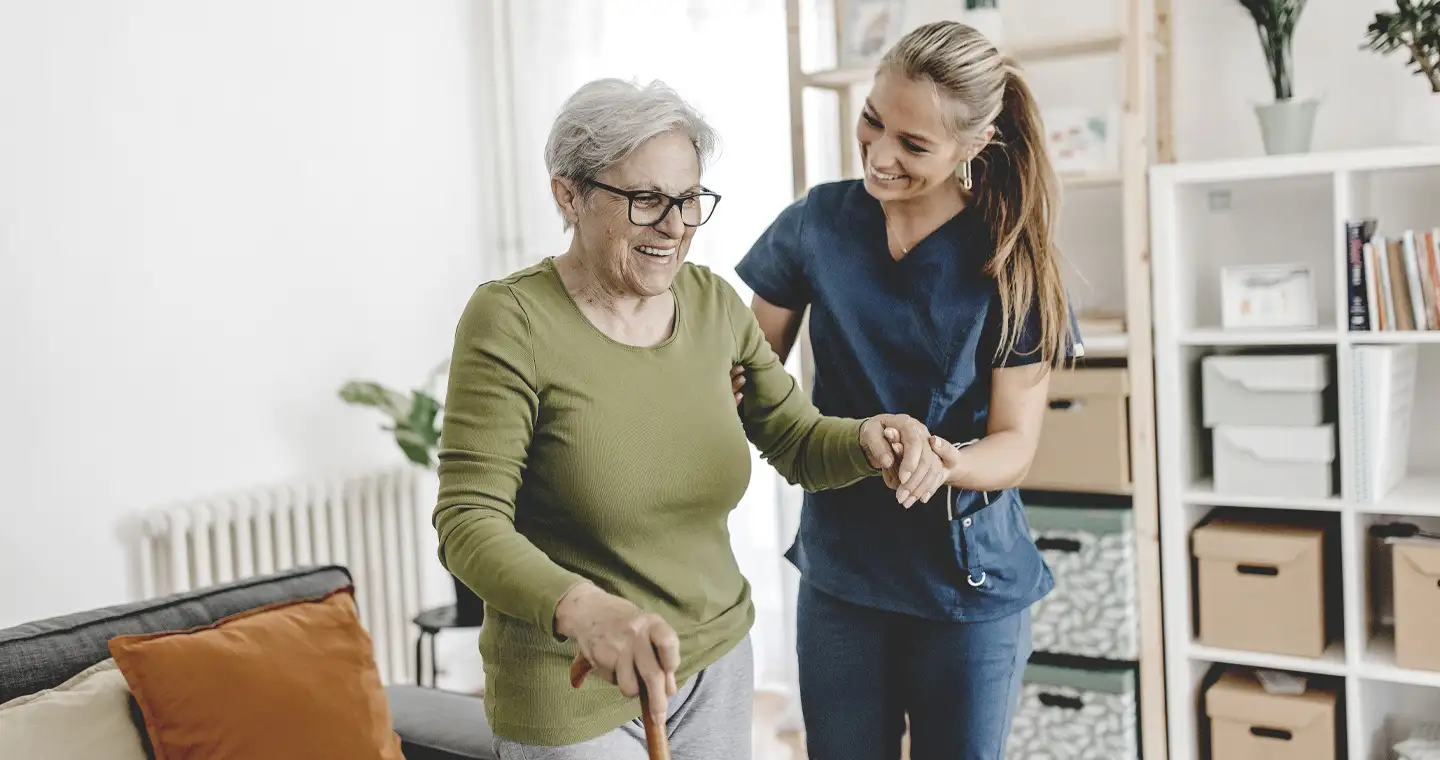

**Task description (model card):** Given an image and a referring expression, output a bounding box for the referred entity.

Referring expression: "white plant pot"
[1254,98,1320,155]
[1395,91,1440,145]
[963,8,1003,46]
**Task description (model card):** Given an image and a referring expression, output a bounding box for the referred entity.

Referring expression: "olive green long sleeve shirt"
[432,258,875,746]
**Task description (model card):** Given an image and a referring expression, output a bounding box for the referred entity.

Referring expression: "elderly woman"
[433,77,950,760]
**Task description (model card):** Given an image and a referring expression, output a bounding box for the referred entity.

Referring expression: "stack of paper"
[1352,344,1419,502]
[1396,721,1440,760]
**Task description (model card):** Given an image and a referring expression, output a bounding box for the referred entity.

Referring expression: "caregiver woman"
[734,21,1081,760]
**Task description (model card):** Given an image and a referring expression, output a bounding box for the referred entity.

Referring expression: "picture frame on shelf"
[1043,106,1122,175]
[838,0,906,69]
[1221,263,1319,329]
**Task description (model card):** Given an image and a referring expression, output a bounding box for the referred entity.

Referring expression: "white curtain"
[482,0,803,702]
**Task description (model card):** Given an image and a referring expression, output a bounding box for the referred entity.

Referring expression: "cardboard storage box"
[1027,504,1138,660]
[1023,367,1130,494]
[1213,424,1336,498]
[1394,539,1440,671]
[1205,668,1338,760]
[1192,517,1328,657]
[1202,353,1330,428]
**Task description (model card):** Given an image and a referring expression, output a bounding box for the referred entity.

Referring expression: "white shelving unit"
[1150,144,1440,760]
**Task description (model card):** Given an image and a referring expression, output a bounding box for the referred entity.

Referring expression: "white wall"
[882,0,1428,161]
[1171,0,1430,160]
[1018,0,1429,160]
[0,1,494,628]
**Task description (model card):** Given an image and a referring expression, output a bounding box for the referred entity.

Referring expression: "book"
[1364,240,1384,331]
[1403,230,1428,330]
[1378,233,1399,331]
[1346,219,1377,331]
[1342,223,1440,332]
[1387,237,1417,331]
[1422,230,1434,328]
[1416,231,1439,330]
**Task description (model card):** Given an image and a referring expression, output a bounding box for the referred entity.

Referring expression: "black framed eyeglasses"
[585,179,721,228]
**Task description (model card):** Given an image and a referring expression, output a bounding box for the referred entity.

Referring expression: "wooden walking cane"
[570,655,671,760]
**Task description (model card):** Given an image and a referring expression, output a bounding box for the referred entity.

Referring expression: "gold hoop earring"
[957,159,973,191]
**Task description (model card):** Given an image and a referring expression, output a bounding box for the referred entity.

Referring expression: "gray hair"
[544,78,719,229]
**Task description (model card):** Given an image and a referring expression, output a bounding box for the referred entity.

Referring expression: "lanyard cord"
[944,438,985,521]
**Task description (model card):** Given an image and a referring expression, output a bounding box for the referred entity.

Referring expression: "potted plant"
[338,359,448,468]
[339,360,484,627]
[1236,0,1318,154]
[1363,0,1440,144]
[965,0,1004,46]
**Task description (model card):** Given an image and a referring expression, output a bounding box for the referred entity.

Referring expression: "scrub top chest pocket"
[946,490,1050,617]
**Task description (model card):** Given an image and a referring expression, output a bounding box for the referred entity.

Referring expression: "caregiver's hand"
[860,414,943,508]
[557,582,679,722]
[879,427,961,507]
[883,430,974,499]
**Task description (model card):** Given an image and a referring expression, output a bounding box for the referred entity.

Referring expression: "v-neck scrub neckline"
[867,195,979,272]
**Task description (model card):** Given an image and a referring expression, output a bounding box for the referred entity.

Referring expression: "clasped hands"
[730,365,961,509]
[859,414,964,508]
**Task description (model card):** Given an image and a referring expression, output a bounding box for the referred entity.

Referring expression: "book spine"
[1427,229,1440,330]
[1376,233,1395,331]
[1387,237,1415,331]
[1418,230,1440,330]
[1364,241,1382,331]
[1346,220,1371,331]
[1403,230,1426,331]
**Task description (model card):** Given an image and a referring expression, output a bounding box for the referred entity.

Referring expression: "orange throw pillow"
[108,586,403,760]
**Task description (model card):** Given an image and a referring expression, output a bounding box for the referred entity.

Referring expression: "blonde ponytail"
[882,22,1074,368]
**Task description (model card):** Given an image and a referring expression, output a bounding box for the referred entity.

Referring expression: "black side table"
[413,576,485,687]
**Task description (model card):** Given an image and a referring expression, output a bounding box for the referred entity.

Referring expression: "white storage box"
[1202,354,1330,428]
[1026,505,1138,660]
[1005,664,1138,759]
[1213,424,1336,498]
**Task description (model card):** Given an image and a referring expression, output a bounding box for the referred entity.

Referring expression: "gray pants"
[494,636,754,760]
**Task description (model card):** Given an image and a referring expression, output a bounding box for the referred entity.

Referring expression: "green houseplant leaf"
[337,381,409,422]
[1363,0,1440,93]
[1235,0,1309,100]
[338,365,448,470]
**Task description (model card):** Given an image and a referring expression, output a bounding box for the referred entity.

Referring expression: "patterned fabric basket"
[1005,663,1139,760]
[1026,504,1138,660]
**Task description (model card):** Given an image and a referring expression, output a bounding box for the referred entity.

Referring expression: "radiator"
[135,464,436,685]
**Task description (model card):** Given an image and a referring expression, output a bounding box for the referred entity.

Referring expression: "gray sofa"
[0,564,497,760]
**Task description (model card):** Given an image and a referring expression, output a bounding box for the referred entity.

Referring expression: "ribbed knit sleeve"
[432,282,588,640]
[722,280,876,491]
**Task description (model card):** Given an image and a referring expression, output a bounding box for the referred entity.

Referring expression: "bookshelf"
[782,1,1173,758]
[1150,144,1440,760]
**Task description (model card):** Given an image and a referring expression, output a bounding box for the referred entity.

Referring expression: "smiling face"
[557,131,702,299]
[857,67,990,203]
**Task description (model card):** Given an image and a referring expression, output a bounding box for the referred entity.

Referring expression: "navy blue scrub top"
[735,179,1082,623]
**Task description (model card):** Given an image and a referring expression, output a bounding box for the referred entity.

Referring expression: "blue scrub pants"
[796,580,1031,760]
